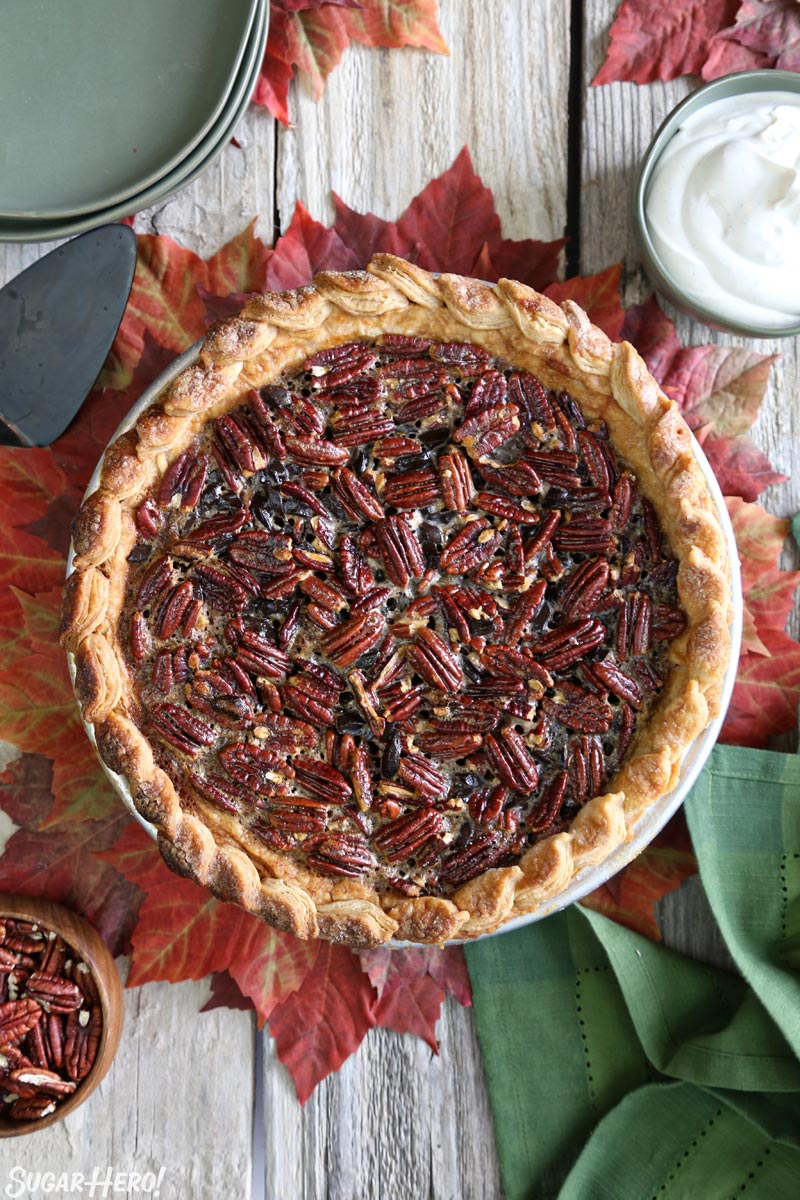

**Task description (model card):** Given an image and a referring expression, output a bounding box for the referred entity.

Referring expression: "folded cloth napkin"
[465,744,800,1199]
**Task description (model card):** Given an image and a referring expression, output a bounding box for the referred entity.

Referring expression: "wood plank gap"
[565,0,585,277]
[252,1024,267,1200]
[272,121,282,246]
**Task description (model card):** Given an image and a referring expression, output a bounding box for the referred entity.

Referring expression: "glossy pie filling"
[122,335,686,898]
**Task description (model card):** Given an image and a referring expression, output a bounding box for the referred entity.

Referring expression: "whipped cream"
[645,92,800,331]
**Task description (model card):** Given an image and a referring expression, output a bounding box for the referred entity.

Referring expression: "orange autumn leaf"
[100,223,272,391]
[0,449,67,526]
[582,817,697,940]
[0,587,118,827]
[227,921,318,1026]
[545,264,626,340]
[100,822,317,1023]
[0,524,64,594]
[98,823,252,986]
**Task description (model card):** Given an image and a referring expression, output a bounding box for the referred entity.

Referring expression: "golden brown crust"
[71,489,122,570]
[59,568,109,652]
[387,897,471,944]
[61,255,732,946]
[454,867,523,938]
[164,360,245,414]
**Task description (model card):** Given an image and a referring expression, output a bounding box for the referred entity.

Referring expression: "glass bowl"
[631,69,800,340]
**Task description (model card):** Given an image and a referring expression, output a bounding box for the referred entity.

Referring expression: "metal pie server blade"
[0,224,137,447]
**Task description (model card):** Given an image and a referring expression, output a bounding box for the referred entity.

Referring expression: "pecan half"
[150,705,217,755]
[397,753,448,801]
[542,682,613,734]
[407,629,463,693]
[372,809,446,862]
[373,515,425,586]
[485,728,539,791]
[321,611,385,669]
[306,833,374,877]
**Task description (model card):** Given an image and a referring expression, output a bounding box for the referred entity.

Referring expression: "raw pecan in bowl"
[0,896,123,1136]
[61,256,740,947]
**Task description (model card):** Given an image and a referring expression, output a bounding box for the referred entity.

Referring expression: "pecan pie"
[61,256,731,946]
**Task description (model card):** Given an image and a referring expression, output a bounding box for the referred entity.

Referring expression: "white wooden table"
[1,3,797,1196]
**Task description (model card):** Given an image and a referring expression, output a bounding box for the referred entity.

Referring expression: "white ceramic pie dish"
[66,341,743,942]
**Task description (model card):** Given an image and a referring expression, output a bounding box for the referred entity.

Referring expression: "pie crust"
[61,256,731,947]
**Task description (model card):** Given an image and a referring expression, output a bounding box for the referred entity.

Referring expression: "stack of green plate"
[0,0,268,242]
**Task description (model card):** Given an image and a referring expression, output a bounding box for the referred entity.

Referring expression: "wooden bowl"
[0,895,124,1136]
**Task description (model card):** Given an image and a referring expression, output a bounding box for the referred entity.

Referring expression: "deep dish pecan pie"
[61,256,731,946]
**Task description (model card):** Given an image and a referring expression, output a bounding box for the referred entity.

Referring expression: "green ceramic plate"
[0,0,258,219]
[0,2,267,243]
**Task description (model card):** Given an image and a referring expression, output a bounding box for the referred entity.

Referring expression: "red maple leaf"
[719,499,800,745]
[267,943,377,1103]
[700,432,786,503]
[357,945,473,1050]
[592,0,741,85]
[722,628,800,746]
[0,751,55,830]
[332,193,420,265]
[703,0,800,79]
[474,237,567,293]
[333,148,565,287]
[255,0,447,126]
[426,945,472,1007]
[619,294,681,376]
[372,968,444,1051]
[226,920,318,1026]
[359,945,472,1006]
[265,201,360,289]
[200,972,254,1014]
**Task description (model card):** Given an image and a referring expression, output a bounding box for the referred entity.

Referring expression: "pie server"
[0,224,137,447]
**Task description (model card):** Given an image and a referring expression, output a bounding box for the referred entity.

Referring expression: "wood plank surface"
[276,0,569,242]
[0,972,255,1198]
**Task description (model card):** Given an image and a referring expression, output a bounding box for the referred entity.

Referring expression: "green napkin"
[465,744,800,1199]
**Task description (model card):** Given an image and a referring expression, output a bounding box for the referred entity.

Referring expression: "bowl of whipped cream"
[632,69,800,339]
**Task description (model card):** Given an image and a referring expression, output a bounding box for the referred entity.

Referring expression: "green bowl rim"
[631,68,800,340]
